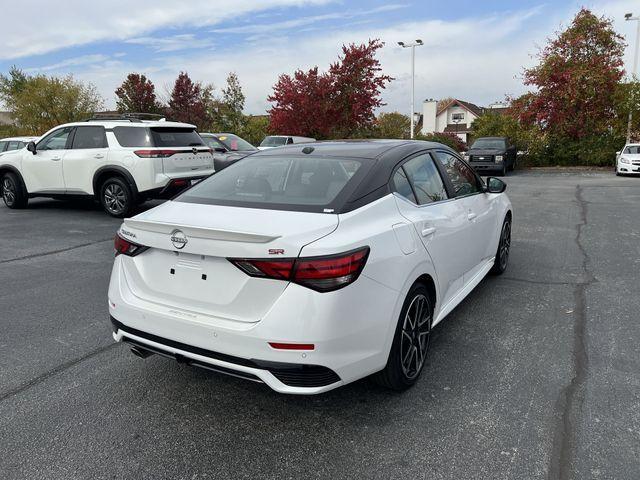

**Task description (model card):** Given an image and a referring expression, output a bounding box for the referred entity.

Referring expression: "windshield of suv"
[201,135,227,150]
[216,134,256,152]
[260,136,287,147]
[624,145,640,154]
[471,139,506,149]
[176,154,365,212]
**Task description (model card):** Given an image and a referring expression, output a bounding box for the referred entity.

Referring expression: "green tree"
[216,72,246,132]
[0,68,103,134]
[239,115,270,146]
[371,112,410,138]
[414,131,467,152]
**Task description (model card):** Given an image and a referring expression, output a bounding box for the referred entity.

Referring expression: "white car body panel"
[107,141,512,394]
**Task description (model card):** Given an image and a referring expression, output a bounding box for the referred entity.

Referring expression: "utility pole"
[398,40,423,139]
[625,13,640,144]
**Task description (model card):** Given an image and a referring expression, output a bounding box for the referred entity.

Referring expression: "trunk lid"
[161,148,214,175]
[118,201,338,323]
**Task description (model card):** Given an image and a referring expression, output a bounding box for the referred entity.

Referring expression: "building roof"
[436,99,483,117]
[443,124,472,134]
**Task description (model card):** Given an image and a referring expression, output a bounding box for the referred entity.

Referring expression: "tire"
[491,216,511,275]
[1,172,28,209]
[100,176,134,218]
[373,284,433,391]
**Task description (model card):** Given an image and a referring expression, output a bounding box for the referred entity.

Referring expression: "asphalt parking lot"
[1,171,639,480]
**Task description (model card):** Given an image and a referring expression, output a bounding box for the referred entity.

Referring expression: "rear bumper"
[111,317,341,392]
[141,175,209,199]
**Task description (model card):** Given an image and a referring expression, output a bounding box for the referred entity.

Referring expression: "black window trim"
[389,149,453,208]
[35,126,75,151]
[433,149,486,199]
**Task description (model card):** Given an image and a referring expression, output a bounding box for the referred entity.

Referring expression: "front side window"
[435,152,482,197]
[402,154,448,204]
[37,127,73,151]
[72,126,107,149]
[177,155,365,212]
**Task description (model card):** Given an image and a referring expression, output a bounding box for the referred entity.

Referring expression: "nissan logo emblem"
[170,229,188,249]
[192,147,198,155]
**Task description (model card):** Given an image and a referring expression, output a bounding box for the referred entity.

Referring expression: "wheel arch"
[0,164,27,194]
[413,273,437,314]
[92,166,138,199]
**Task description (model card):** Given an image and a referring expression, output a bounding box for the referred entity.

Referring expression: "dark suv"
[464,137,516,176]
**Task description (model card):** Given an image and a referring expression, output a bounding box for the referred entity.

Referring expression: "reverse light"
[134,149,177,158]
[229,247,370,292]
[114,233,149,257]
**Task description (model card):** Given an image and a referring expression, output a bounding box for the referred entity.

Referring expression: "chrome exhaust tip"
[130,346,154,359]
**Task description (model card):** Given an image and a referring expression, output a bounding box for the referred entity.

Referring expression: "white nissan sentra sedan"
[109,140,512,394]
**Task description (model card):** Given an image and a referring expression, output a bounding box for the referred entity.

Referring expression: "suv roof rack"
[84,112,167,123]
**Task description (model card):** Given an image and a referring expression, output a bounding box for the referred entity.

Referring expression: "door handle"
[51,157,61,161]
[467,212,477,221]
[94,154,104,159]
[421,227,436,237]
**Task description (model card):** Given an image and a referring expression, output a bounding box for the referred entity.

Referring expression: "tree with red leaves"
[515,8,625,164]
[115,73,162,114]
[268,39,392,139]
[166,72,211,129]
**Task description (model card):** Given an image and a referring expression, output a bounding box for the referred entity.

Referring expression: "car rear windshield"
[471,139,506,149]
[260,136,287,147]
[113,126,204,147]
[217,134,256,151]
[176,154,368,213]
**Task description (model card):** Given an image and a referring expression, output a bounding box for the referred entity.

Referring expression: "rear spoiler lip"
[122,218,281,244]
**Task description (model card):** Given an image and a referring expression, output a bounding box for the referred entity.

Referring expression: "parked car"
[0,117,214,217]
[200,132,257,171]
[258,135,316,150]
[464,136,516,176]
[616,144,640,176]
[109,140,512,394]
[0,136,38,154]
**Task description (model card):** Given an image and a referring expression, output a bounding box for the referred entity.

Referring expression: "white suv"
[0,118,214,217]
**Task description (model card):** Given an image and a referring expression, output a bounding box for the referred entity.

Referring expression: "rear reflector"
[229,247,369,292]
[269,342,315,351]
[134,149,177,158]
[114,233,149,257]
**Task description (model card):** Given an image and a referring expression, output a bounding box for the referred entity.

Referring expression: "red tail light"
[134,149,177,158]
[228,247,369,292]
[114,233,148,257]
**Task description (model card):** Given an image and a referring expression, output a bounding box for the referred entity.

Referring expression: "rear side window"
[113,127,151,147]
[150,127,203,147]
[402,154,448,204]
[201,136,227,150]
[72,126,107,149]
[177,155,366,212]
[0,141,7,152]
[392,168,416,203]
[7,141,20,151]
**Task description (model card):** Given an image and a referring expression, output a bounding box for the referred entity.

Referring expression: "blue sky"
[0,0,637,114]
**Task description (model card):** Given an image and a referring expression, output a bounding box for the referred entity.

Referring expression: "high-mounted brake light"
[114,233,149,257]
[228,247,369,292]
[134,149,177,158]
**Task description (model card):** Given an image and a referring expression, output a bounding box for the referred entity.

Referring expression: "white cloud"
[126,34,215,52]
[24,54,110,72]
[0,0,333,60]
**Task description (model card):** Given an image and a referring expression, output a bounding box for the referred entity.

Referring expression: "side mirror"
[213,147,227,153]
[27,141,36,154]
[486,177,506,194]
[616,151,621,155]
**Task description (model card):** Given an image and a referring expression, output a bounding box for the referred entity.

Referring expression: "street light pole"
[625,13,640,144]
[398,39,423,139]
